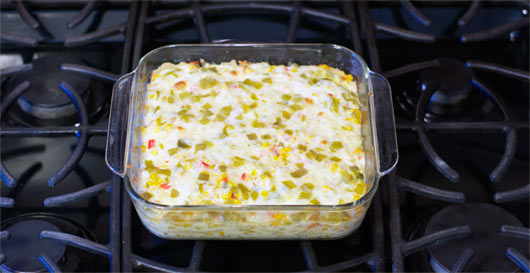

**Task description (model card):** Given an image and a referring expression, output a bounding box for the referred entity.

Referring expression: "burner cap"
[12,55,90,119]
[396,58,492,121]
[425,203,528,272]
[420,59,472,116]
[421,59,472,105]
[1,219,66,272]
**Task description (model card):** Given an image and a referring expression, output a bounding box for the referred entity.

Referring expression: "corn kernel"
[217,173,227,183]
[353,109,361,124]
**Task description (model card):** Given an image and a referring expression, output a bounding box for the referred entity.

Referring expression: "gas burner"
[395,59,494,121]
[0,213,108,272]
[1,219,65,272]
[3,55,109,126]
[420,59,472,116]
[408,203,529,272]
[13,56,90,119]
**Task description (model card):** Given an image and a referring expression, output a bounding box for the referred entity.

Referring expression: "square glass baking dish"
[106,44,398,239]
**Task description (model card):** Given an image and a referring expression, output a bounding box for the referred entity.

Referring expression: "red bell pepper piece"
[148,139,155,149]
[269,145,279,156]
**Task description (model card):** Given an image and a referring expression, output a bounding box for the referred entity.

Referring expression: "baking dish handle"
[369,71,398,176]
[106,72,134,177]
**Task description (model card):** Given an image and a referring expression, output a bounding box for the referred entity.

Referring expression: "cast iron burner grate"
[365,1,530,272]
[1,1,529,272]
[0,1,139,272]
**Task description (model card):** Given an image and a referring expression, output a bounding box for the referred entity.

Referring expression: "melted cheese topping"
[136,60,366,206]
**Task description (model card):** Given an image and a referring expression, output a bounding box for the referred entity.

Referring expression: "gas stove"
[1,1,528,272]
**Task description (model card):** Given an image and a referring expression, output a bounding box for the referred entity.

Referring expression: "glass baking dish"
[106,44,398,240]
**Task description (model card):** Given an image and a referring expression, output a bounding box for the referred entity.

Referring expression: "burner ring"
[425,203,528,272]
[420,59,473,116]
[1,220,66,272]
[393,58,494,122]
[1,213,106,272]
[12,56,90,110]
[2,54,109,127]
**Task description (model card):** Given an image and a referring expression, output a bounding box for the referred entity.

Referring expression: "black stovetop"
[1,1,528,272]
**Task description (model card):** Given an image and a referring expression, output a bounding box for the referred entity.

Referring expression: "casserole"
[106,44,398,239]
